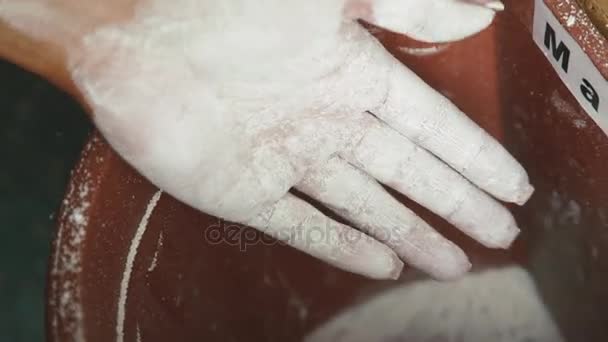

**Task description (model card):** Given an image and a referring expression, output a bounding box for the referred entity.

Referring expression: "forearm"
[0,20,74,93]
[0,0,136,95]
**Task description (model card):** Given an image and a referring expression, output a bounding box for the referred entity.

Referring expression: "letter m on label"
[544,23,571,73]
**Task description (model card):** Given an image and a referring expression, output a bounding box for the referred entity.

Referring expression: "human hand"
[4,0,533,280]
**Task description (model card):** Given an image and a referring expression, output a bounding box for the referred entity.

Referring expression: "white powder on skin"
[296,155,473,280]
[306,266,565,342]
[248,193,404,280]
[343,119,521,249]
[116,191,162,342]
[2,0,531,280]
[369,0,499,43]
[69,0,527,280]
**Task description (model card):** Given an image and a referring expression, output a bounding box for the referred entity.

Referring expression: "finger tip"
[461,0,504,11]
[370,255,403,280]
[483,223,521,249]
[515,184,535,206]
[482,1,505,11]
[425,245,472,281]
[368,0,497,44]
[389,258,405,280]
[362,246,404,280]
[501,224,521,249]
[432,259,472,281]
[499,178,535,206]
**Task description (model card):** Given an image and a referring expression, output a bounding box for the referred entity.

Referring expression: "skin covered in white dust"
[306,266,565,342]
[1,0,534,280]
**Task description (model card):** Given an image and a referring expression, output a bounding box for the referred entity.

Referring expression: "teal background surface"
[0,60,92,341]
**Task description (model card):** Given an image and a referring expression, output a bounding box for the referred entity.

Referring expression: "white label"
[533,0,608,134]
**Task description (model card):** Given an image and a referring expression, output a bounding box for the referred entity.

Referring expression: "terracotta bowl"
[47,1,608,341]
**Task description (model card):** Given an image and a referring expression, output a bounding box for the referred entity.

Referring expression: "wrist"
[0,0,136,94]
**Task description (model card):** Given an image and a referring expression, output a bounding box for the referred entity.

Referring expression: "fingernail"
[427,244,472,281]
[391,230,473,281]
[434,260,472,281]
[371,251,404,280]
[358,244,404,280]
[515,184,535,206]
[502,224,521,249]
[483,1,505,11]
[488,223,521,249]
[461,0,505,11]
[388,256,404,280]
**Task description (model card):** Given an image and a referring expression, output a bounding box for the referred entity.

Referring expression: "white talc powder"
[307,266,565,342]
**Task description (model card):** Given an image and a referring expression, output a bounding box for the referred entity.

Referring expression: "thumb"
[345,0,503,43]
